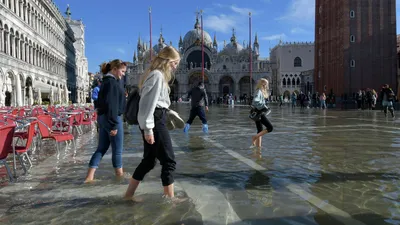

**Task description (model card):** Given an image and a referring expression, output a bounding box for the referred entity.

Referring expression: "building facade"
[65,5,88,104]
[315,0,397,98]
[269,41,314,100]
[127,15,272,101]
[0,0,80,107]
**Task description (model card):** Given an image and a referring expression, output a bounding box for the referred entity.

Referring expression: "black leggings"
[133,109,176,186]
[255,113,273,133]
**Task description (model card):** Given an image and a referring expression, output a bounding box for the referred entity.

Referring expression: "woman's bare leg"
[124,178,140,199]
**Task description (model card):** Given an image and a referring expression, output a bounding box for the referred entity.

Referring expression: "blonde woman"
[251,78,273,148]
[124,46,181,201]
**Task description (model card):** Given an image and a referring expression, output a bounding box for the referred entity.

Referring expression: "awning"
[33,81,53,93]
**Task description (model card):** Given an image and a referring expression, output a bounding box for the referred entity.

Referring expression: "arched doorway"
[5,71,14,106]
[25,77,33,105]
[186,50,211,70]
[219,75,234,96]
[189,71,209,88]
[238,76,255,96]
[283,90,291,102]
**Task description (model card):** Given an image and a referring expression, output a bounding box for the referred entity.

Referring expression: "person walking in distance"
[183,82,209,134]
[124,46,182,201]
[380,84,395,118]
[251,78,273,148]
[84,60,127,183]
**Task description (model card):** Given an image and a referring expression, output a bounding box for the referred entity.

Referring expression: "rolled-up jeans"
[88,115,124,169]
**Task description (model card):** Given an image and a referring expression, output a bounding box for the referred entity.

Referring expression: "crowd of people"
[84,45,395,202]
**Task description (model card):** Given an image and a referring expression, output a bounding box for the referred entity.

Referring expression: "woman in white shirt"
[251,78,273,148]
[124,46,181,201]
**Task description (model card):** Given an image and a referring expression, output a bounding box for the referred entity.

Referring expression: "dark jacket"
[188,86,208,108]
[380,87,395,102]
[97,74,125,130]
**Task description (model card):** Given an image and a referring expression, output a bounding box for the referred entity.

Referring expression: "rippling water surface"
[0,104,399,225]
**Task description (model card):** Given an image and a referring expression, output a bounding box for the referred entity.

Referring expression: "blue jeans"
[88,115,123,169]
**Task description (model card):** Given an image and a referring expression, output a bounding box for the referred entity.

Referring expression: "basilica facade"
[127,16,272,101]
[0,0,88,106]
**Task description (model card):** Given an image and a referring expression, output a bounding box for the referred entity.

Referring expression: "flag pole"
[249,12,253,97]
[149,7,152,61]
[201,9,205,84]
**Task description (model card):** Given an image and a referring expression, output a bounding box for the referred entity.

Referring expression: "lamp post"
[249,12,252,97]
[149,7,152,61]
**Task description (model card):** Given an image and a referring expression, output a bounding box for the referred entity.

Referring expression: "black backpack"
[124,87,140,125]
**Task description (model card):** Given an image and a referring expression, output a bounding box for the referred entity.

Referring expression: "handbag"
[248,106,262,122]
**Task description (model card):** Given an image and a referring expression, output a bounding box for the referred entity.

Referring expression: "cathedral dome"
[220,30,243,55]
[222,42,244,55]
[183,17,212,49]
[153,42,168,53]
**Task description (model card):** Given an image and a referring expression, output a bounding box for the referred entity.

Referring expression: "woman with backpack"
[84,59,127,183]
[124,46,182,201]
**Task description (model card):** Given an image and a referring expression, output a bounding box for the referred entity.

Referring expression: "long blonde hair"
[255,78,269,98]
[139,46,180,92]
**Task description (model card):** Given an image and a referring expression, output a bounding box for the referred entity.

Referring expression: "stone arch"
[188,71,209,89]
[282,78,286,86]
[296,77,300,86]
[292,78,295,85]
[4,70,16,106]
[185,46,212,70]
[283,90,291,101]
[294,57,302,67]
[238,76,255,97]
[219,75,235,96]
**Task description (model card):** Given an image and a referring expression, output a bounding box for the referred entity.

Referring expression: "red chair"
[8,121,36,174]
[36,115,76,152]
[0,122,17,182]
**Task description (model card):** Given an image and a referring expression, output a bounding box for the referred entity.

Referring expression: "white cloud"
[291,27,308,34]
[230,5,253,16]
[262,33,286,41]
[204,14,237,34]
[203,4,258,34]
[116,48,126,54]
[279,0,315,24]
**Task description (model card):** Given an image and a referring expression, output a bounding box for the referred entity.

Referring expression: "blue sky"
[53,0,399,73]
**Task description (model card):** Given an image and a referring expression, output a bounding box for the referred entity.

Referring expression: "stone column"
[10,34,15,57]
[21,40,25,61]
[235,82,240,98]
[15,75,22,106]
[5,30,9,55]
[15,36,19,59]
[15,0,19,17]
[0,28,3,53]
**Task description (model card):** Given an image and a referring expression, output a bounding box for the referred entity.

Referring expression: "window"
[350,10,355,18]
[350,59,356,67]
[350,35,355,42]
[319,27,322,34]
[319,6,322,14]
[294,57,302,67]
[319,49,322,56]
[223,65,226,70]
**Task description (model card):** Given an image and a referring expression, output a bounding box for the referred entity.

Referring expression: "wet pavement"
[0,103,399,225]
